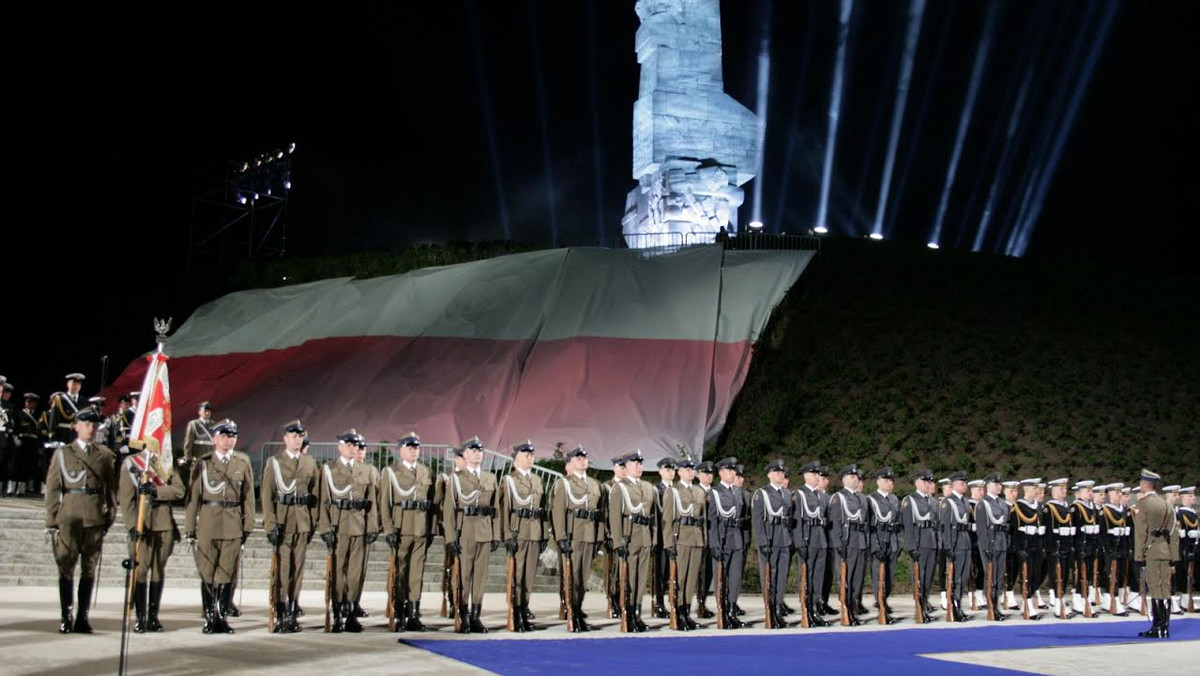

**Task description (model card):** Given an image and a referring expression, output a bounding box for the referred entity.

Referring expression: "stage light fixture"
[814,226,829,234]
[927,242,939,249]
[869,233,884,241]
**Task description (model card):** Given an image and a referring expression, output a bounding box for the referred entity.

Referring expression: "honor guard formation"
[10,374,1196,641]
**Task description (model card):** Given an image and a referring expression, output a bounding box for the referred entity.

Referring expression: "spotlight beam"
[815,0,855,234]
[750,0,772,226]
[772,0,818,234]
[853,6,907,237]
[870,0,927,237]
[926,0,1003,249]
[465,1,511,239]
[526,0,559,247]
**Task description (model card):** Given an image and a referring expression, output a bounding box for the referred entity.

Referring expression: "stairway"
[0,498,560,592]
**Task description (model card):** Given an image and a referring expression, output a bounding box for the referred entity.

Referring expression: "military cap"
[512,439,535,455]
[799,461,822,474]
[696,461,714,474]
[565,445,587,460]
[1047,478,1069,487]
[1020,477,1042,487]
[129,390,140,397]
[1130,487,1141,495]
[399,431,420,446]
[282,419,305,434]
[714,456,737,470]
[65,373,86,382]
[938,478,950,486]
[656,457,677,470]
[337,428,365,445]
[0,375,5,383]
[611,455,626,467]
[24,392,40,401]
[984,472,1003,484]
[460,436,484,450]
[913,469,935,482]
[88,396,105,404]
[1142,468,1164,483]
[1,383,12,392]
[1163,485,1180,494]
[1002,480,1020,488]
[815,465,831,477]
[874,467,895,480]
[1037,481,1047,489]
[734,464,745,477]
[75,409,103,423]
[1072,480,1095,490]
[967,479,985,488]
[840,463,863,478]
[677,457,695,469]
[1180,486,1195,494]
[948,470,968,482]
[450,446,464,458]
[1093,483,1108,492]
[1120,486,1131,494]
[625,450,644,464]
[118,394,132,404]
[212,419,239,436]
[198,401,212,411]
[764,459,786,474]
[1106,483,1126,492]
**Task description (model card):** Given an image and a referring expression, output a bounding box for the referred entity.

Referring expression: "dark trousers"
[945,548,971,606]
[872,554,895,602]
[914,548,938,607]
[834,548,867,609]
[980,548,1007,603]
[716,548,744,606]
[758,546,790,607]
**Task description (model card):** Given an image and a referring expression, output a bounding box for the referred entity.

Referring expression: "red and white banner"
[129,350,174,476]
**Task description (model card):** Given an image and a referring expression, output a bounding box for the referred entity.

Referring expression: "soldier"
[651,457,677,619]
[44,409,117,633]
[975,472,1010,621]
[1044,478,1077,617]
[184,420,255,634]
[734,464,753,618]
[442,436,500,633]
[0,382,11,494]
[1072,480,1103,615]
[261,420,318,633]
[694,460,716,618]
[349,441,380,620]
[938,471,973,622]
[1133,469,1180,638]
[816,466,838,613]
[550,445,603,632]
[752,459,792,629]
[609,450,658,632]
[13,393,47,496]
[180,402,215,488]
[662,456,705,630]
[1002,480,1022,610]
[1098,483,1129,615]
[379,432,433,633]
[46,373,86,444]
[901,469,939,623]
[317,429,379,633]
[602,455,628,618]
[433,446,465,619]
[1172,486,1195,614]
[867,467,901,623]
[967,479,986,610]
[706,457,747,629]
[120,438,184,632]
[1013,478,1046,619]
[500,440,547,632]
[107,395,133,454]
[827,464,868,624]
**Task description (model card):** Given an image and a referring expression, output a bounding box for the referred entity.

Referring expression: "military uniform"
[379,433,434,632]
[975,474,1010,620]
[609,450,658,632]
[317,430,380,633]
[752,460,792,629]
[663,463,707,630]
[707,457,746,629]
[1172,489,1196,613]
[901,471,939,622]
[794,461,832,625]
[185,421,255,634]
[1012,480,1046,618]
[44,410,118,634]
[13,395,47,496]
[1071,481,1102,613]
[601,458,625,618]
[1097,485,1131,614]
[500,441,546,631]
[181,405,215,492]
[1133,470,1181,638]
[695,461,716,617]
[867,468,901,622]
[650,457,677,619]
[432,452,458,618]
[1043,479,1077,617]
[829,465,869,624]
[550,446,603,632]
[442,437,501,633]
[120,448,184,632]
[46,380,85,445]
[261,420,318,633]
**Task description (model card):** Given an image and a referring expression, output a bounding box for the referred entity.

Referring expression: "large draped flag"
[128,347,174,476]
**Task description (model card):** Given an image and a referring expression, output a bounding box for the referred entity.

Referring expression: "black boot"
[1158,599,1170,638]
[808,597,830,627]
[469,604,488,634]
[574,605,593,632]
[522,605,536,621]
[284,600,301,633]
[653,597,669,619]
[675,605,689,631]
[633,604,648,632]
[726,603,746,629]
[74,578,95,634]
[393,598,408,633]
[147,581,165,632]
[225,581,240,617]
[214,584,235,633]
[273,602,289,632]
[295,604,305,617]
[781,602,795,616]
[133,582,148,633]
[610,595,622,618]
[1138,598,1158,638]
[405,601,427,632]
[330,599,344,633]
[734,602,747,616]
[353,601,369,618]
[58,576,75,634]
[683,605,698,630]
[520,604,537,632]
[696,598,714,618]
[953,599,971,623]
[510,602,527,633]
[772,605,787,629]
[456,604,471,633]
[201,584,215,634]
[343,602,363,632]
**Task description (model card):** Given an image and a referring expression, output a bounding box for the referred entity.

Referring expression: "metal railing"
[620,230,822,254]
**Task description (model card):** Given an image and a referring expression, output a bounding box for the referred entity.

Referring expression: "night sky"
[6,0,1196,397]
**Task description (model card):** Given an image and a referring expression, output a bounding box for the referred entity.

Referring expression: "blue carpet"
[404,619,1198,675]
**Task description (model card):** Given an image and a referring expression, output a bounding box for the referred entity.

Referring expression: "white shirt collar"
[572,470,587,480]
[285,450,301,460]
[721,481,733,490]
[215,450,231,463]
[517,467,531,477]
[877,490,890,497]
[403,460,417,470]
[74,439,89,452]
[339,457,354,467]
[916,490,928,498]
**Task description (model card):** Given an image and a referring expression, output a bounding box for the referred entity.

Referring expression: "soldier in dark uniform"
[1002,480,1021,610]
[938,471,972,622]
[500,440,547,632]
[185,420,255,634]
[120,438,184,632]
[662,457,706,630]
[13,393,47,496]
[1099,483,1131,615]
[829,464,869,625]
[261,420,318,633]
[317,429,380,633]
[443,436,500,633]
[551,445,603,632]
[733,464,753,618]
[901,469,939,622]
[1072,480,1102,615]
[816,466,838,613]
[1012,478,1045,619]
[975,472,1010,620]
[46,373,86,445]
[1173,486,1196,614]
[966,479,986,610]
[708,456,747,629]
[0,381,12,494]
[107,395,133,455]
[1044,478,1077,617]
[609,450,658,632]
[867,467,901,623]
[752,459,792,628]
[180,402,215,493]
[651,457,677,618]
[694,460,716,618]
[44,409,118,633]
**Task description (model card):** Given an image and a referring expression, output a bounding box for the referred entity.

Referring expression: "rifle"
[604,543,614,619]
[563,551,576,631]
[452,554,465,633]
[619,544,631,632]
[1109,559,1119,614]
[968,557,977,611]
[506,547,517,631]
[715,525,729,630]
[441,552,452,618]
[119,469,152,676]
[761,556,772,629]
[386,548,397,631]
[268,543,279,632]
[799,557,810,628]
[1056,556,1066,619]
[1092,559,1102,606]
[877,559,887,625]
[1079,560,1092,618]
[1188,554,1195,613]
[986,559,996,621]
[912,556,925,624]
[945,557,955,623]
[1021,559,1030,620]
[557,562,568,620]
[324,547,334,632]
[839,557,851,626]
[669,555,680,630]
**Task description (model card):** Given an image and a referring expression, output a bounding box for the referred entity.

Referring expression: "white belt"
[969,523,977,533]
[1037,525,1046,535]
[1113,526,1130,537]
[1019,525,1039,535]
[1081,525,1100,535]
[1053,527,1076,536]
[1188,529,1199,539]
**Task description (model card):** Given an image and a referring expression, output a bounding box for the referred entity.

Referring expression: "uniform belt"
[953,524,971,532]
[678,516,702,527]
[1149,529,1168,538]
[572,508,603,521]
[463,505,495,517]
[276,494,316,507]
[19,433,40,439]
[514,507,545,519]
[332,498,370,510]
[62,487,100,495]
[917,520,934,529]
[765,516,791,526]
[803,517,826,526]
[849,522,868,532]
[885,523,904,533]
[630,514,653,526]
[1052,527,1077,536]
[397,499,432,511]
[719,517,741,527]
[204,500,242,508]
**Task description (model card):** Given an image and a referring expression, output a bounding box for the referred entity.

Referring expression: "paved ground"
[1,587,1194,675]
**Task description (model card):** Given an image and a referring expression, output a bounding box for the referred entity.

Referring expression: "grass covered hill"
[718,237,1200,490]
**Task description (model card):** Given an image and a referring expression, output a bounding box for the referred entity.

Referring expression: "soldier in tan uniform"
[317,429,380,633]
[120,439,184,632]
[380,432,434,633]
[260,420,318,633]
[351,440,381,620]
[44,408,118,634]
[608,450,658,632]
[443,436,501,633]
[663,457,706,630]
[434,447,466,619]
[1133,468,1180,638]
[184,419,255,634]
[551,445,602,632]
[602,456,628,618]
[500,440,546,632]
[180,402,214,491]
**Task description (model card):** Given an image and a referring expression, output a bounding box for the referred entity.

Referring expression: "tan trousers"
[195,537,240,584]
[515,540,540,605]
[676,544,703,602]
[334,535,367,604]
[276,532,310,602]
[126,531,176,582]
[461,540,491,605]
[394,535,428,601]
[53,526,105,579]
